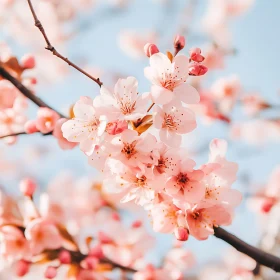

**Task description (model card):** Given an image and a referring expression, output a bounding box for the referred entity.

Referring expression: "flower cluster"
[0,175,195,279]
[62,37,242,241]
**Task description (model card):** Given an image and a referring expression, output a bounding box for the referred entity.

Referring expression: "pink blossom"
[108,129,158,169]
[24,218,62,255]
[165,159,205,203]
[150,201,185,233]
[133,264,173,280]
[174,227,189,241]
[144,52,200,105]
[0,226,30,261]
[19,178,37,197]
[62,96,107,155]
[203,45,225,70]
[211,75,241,114]
[94,77,149,121]
[24,120,39,134]
[154,102,196,147]
[186,204,232,240]
[35,107,60,134]
[20,54,35,69]
[52,118,77,150]
[0,108,27,138]
[189,47,205,63]
[0,80,18,110]
[104,161,165,205]
[241,94,270,116]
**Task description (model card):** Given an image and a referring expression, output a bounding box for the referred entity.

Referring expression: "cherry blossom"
[94,77,149,121]
[61,96,107,155]
[144,52,200,105]
[154,101,196,147]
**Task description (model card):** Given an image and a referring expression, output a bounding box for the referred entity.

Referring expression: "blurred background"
[1,0,280,279]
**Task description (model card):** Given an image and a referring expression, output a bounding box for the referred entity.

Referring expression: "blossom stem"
[147,103,155,112]
[26,0,103,88]
[214,227,280,273]
[0,66,66,118]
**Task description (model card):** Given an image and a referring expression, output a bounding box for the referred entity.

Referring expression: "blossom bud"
[16,260,30,277]
[58,250,71,264]
[132,220,142,228]
[98,231,113,244]
[45,266,57,279]
[111,212,121,221]
[189,63,208,76]
[81,256,98,270]
[261,198,276,213]
[20,54,36,69]
[144,43,159,57]
[24,120,39,134]
[106,120,128,135]
[174,35,185,52]
[174,227,189,241]
[19,178,37,197]
[89,244,104,259]
[189,47,205,62]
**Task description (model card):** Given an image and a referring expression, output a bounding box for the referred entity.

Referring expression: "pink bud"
[174,227,189,241]
[189,47,205,62]
[21,54,36,69]
[144,43,159,57]
[261,198,276,213]
[24,120,39,134]
[189,63,208,76]
[45,266,57,279]
[58,250,71,264]
[89,244,104,259]
[19,178,37,197]
[106,120,128,135]
[16,260,30,277]
[111,212,121,221]
[174,35,185,51]
[98,231,113,244]
[132,220,142,228]
[80,256,98,270]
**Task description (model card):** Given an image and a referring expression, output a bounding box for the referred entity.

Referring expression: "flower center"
[176,172,189,186]
[136,176,147,187]
[118,100,136,115]
[163,114,177,130]
[121,141,137,159]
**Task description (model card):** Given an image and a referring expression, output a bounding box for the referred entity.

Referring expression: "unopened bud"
[24,120,39,134]
[144,43,159,57]
[21,54,36,69]
[58,250,71,264]
[81,256,98,270]
[45,266,57,279]
[261,198,276,213]
[132,220,142,228]
[174,227,189,241]
[98,231,113,244]
[189,63,208,76]
[89,244,104,259]
[189,47,205,62]
[174,35,186,52]
[19,178,37,197]
[16,260,30,277]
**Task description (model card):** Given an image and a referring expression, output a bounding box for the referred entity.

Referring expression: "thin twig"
[214,227,280,273]
[0,66,66,118]
[26,0,103,88]
[147,103,155,112]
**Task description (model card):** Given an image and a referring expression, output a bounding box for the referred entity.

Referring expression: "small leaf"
[131,115,153,135]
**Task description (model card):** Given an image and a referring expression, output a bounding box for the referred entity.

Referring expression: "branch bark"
[214,227,280,273]
[26,0,103,88]
[0,66,66,118]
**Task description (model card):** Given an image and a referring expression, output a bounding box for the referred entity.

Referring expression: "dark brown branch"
[26,0,103,88]
[214,227,280,273]
[0,66,66,118]
[0,131,52,139]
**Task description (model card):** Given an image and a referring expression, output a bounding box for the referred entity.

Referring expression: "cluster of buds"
[144,35,208,77]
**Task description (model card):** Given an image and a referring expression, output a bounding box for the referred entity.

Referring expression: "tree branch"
[26,0,103,88]
[0,66,66,118]
[214,227,280,273]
